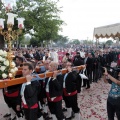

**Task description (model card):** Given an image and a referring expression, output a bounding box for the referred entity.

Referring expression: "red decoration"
[19,24,23,29]
[5,4,12,12]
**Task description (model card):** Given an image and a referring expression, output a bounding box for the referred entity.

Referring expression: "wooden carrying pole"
[0,65,85,89]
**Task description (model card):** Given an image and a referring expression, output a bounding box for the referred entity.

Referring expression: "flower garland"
[0,50,18,79]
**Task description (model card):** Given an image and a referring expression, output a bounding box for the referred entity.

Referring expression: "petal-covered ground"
[0,90,9,120]
[0,77,118,119]
[78,80,111,120]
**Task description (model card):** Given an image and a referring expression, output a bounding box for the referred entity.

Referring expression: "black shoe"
[62,108,67,112]
[37,109,43,118]
[3,113,11,118]
[43,112,49,118]
[45,116,52,120]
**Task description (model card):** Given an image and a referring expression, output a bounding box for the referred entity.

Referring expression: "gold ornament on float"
[0,4,25,79]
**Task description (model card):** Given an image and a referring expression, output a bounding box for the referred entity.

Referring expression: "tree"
[53,35,69,47]
[15,0,64,46]
[0,0,64,47]
[72,39,80,45]
[20,35,30,45]
[30,37,40,47]
[0,1,7,49]
[106,40,113,46]
[82,40,93,45]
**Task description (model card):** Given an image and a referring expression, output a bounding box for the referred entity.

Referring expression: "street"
[0,89,9,120]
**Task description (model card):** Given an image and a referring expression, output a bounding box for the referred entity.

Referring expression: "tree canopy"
[71,39,80,45]
[0,0,64,47]
[53,35,69,47]
[105,40,113,46]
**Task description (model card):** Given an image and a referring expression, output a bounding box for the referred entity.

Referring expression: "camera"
[103,65,120,79]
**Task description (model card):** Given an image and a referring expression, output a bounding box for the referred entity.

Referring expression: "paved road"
[0,90,9,120]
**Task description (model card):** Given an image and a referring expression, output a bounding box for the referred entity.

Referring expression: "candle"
[0,19,5,29]
[7,13,17,25]
[17,18,25,29]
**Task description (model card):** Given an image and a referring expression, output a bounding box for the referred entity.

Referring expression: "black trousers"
[3,93,23,117]
[48,100,64,120]
[24,108,38,120]
[83,79,90,88]
[88,70,93,84]
[107,100,120,120]
[76,75,82,93]
[93,68,99,82]
[63,94,80,113]
[97,68,101,79]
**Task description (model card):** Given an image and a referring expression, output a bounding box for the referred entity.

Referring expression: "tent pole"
[96,38,97,48]
[98,38,99,47]
[96,38,99,49]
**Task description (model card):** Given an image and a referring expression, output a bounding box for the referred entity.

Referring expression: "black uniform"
[21,79,41,120]
[43,74,64,120]
[63,71,80,113]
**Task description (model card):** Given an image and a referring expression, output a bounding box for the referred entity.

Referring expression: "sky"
[3,0,120,41]
[57,0,120,41]
[3,0,16,5]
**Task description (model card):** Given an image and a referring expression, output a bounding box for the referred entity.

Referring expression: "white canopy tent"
[93,23,120,47]
[94,23,120,39]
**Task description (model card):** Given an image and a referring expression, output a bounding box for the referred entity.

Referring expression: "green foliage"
[20,35,30,45]
[82,40,93,45]
[30,37,40,47]
[71,39,80,45]
[0,0,64,46]
[15,0,64,42]
[53,35,69,46]
[105,40,113,45]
